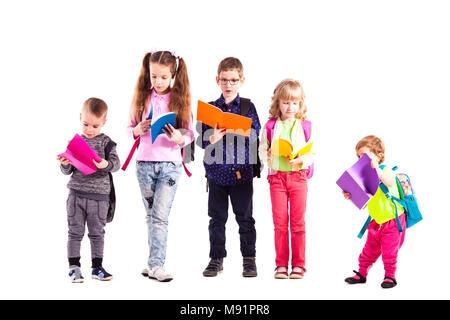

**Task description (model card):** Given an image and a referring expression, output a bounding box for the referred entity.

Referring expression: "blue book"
[151,112,176,143]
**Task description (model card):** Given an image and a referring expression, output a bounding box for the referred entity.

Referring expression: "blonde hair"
[356,135,385,163]
[269,79,306,120]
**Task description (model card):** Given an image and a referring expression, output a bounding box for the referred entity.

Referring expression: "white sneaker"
[143,266,173,282]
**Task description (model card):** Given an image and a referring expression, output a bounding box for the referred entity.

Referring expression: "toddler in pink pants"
[343,135,406,289]
[259,79,315,279]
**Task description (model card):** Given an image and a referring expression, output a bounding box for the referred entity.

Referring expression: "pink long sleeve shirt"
[127,90,194,162]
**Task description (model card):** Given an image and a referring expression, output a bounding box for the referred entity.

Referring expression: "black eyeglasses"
[219,78,240,86]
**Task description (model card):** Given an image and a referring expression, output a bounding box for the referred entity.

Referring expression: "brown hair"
[217,57,243,77]
[269,79,307,120]
[356,135,385,163]
[83,97,108,118]
[131,51,191,128]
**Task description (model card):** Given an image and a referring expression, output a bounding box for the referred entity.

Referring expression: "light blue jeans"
[136,161,182,268]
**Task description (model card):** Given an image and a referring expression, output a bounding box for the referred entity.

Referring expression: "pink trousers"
[358,213,407,279]
[268,171,308,267]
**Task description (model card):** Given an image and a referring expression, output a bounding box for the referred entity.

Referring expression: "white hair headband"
[148,48,181,73]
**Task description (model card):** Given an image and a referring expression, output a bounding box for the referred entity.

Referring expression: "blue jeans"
[136,161,182,268]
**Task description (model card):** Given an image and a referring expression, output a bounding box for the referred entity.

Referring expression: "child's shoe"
[345,270,366,284]
[141,268,150,277]
[381,276,397,289]
[69,266,84,283]
[145,266,173,282]
[91,266,113,281]
[274,266,289,279]
[242,257,257,277]
[289,266,306,279]
[202,258,223,277]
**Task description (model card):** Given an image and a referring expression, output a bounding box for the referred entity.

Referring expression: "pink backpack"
[265,118,314,179]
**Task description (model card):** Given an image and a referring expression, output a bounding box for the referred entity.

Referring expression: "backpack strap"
[105,140,116,223]
[301,119,312,142]
[358,216,372,239]
[121,137,140,171]
[122,108,148,171]
[266,119,277,143]
[379,164,404,233]
[240,98,263,178]
[181,148,192,177]
[385,184,407,233]
[105,140,116,158]
[239,98,251,116]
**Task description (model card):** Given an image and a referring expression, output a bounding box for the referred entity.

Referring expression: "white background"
[0,0,449,300]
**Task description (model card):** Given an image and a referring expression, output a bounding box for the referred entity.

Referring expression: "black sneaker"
[242,257,257,277]
[203,258,223,277]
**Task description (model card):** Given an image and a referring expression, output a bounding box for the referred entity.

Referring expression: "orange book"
[196,100,252,137]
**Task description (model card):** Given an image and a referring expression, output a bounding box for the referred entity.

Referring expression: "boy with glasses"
[199,57,261,277]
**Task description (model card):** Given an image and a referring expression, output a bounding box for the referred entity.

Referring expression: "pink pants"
[358,213,407,279]
[268,171,308,267]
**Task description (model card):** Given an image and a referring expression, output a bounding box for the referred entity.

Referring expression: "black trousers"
[207,179,256,259]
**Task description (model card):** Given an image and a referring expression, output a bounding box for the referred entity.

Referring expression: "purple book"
[336,154,380,209]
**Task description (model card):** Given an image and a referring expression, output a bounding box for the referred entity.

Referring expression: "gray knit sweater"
[60,133,121,195]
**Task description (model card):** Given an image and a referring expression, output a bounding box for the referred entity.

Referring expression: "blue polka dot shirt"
[200,94,261,186]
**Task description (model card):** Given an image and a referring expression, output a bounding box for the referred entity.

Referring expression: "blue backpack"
[358,165,423,238]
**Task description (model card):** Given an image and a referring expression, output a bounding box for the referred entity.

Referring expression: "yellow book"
[271,138,313,160]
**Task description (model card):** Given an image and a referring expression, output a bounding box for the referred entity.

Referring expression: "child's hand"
[370,157,379,169]
[133,119,152,137]
[287,157,303,167]
[163,124,185,145]
[209,123,226,144]
[364,151,379,169]
[342,191,351,200]
[267,149,272,159]
[57,156,70,166]
[93,159,109,169]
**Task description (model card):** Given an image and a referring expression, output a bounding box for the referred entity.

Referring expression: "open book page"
[336,153,380,209]
[271,139,314,160]
[271,138,293,157]
[196,100,252,136]
[151,112,176,143]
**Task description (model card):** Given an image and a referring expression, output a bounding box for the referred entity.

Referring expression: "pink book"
[58,134,102,175]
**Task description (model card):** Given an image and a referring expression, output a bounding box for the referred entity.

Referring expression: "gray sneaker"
[69,266,84,283]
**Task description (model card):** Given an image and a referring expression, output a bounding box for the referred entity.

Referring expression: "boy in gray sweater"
[57,97,121,283]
